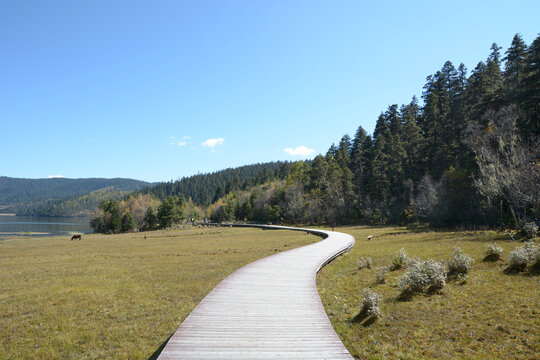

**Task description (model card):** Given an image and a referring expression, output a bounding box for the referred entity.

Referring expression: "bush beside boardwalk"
[317,226,539,360]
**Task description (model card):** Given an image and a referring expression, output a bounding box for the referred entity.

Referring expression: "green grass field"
[0,227,318,359]
[2,225,538,359]
[317,226,539,360]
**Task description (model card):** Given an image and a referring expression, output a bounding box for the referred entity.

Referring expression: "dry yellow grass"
[0,226,318,359]
[317,226,539,360]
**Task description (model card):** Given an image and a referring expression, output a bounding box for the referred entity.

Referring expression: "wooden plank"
[158,225,355,359]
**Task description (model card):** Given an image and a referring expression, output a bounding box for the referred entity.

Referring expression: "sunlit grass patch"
[317,226,539,359]
[0,227,317,359]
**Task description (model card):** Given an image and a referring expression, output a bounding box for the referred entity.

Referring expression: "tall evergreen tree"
[520,34,540,138]
[335,135,352,170]
[400,97,425,181]
[373,113,389,139]
[350,126,372,216]
[503,34,528,104]
[483,43,505,111]
[421,70,448,177]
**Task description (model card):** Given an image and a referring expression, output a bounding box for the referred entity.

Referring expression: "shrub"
[508,246,530,271]
[375,266,388,284]
[356,257,372,270]
[361,289,382,319]
[484,243,503,261]
[366,257,372,269]
[398,258,446,295]
[448,247,473,275]
[521,222,538,239]
[508,242,539,271]
[390,248,410,270]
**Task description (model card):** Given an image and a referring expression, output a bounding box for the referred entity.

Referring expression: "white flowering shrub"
[508,246,529,271]
[448,247,473,275]
[520,222,538,239]
[485,243,503,261]
[398,258,446,295]
[356,257,373,270]
[508,242,539,271]
[375,266,388,284]
[390,248,410,270]
[361,289,382,319]
[366,257,372,269]
[523,242,539,261]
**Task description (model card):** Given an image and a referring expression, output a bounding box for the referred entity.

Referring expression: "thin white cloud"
[284,145,315,157]
[169,136,189,147]
[48,175,65,179]
[201,137,225,149]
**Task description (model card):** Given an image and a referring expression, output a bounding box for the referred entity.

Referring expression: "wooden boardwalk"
[158,225,355,359]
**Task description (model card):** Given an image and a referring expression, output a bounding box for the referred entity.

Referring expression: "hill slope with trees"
[92,33,539,233]
[0,177,153,216]
[90,162,293,232]
[208,34,539,229]
[137,162,293,205]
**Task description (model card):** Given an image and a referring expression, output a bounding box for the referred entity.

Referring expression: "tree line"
[137,162,293,205]
[90,194,186,233]
[91,34,539,233]
[89,163,292,233]
[209,34,539,228]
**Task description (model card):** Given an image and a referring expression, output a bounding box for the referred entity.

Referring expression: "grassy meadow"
[0,227,318,359]
[317,226,539,359]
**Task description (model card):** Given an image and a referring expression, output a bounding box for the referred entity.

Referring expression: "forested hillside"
[90,162,293,232]
[15,188,136,217]
[91,34,539,233]
[138,162,292,205]
[0,177,152,216]
[208,34,539,228]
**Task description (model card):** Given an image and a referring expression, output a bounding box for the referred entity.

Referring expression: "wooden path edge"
[157,224,356,359]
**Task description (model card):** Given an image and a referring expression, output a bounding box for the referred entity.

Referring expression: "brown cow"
[71,234,82,241]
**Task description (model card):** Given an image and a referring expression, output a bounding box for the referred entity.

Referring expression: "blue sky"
[1,1,538,182]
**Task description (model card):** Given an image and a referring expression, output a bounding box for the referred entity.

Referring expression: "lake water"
[0,214,92,237]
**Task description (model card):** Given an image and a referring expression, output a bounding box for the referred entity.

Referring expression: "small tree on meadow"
[157,196,184,228]
[121,211,138,232]
[143,206,158,230]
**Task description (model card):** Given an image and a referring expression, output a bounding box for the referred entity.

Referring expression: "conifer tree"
[503,34,528,104]
[121,211,137,232]
[143,206,158,230]
[400,98,425,181]
[483,43,505,111]
[350,126,372,216]
[520,34,540,138]
[157,196,184,228]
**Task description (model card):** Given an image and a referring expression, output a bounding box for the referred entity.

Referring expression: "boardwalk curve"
[158,225,355,359]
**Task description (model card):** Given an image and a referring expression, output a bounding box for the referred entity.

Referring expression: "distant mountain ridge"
[0,176,153,216]
[0,162,292,216]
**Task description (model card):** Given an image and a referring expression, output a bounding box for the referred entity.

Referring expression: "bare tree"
[281,184,305,224]
[466,105,539,225]
[414,174,448,225]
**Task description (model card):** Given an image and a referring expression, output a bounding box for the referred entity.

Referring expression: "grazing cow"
[367,235,373,241]
[71,234,82,241]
